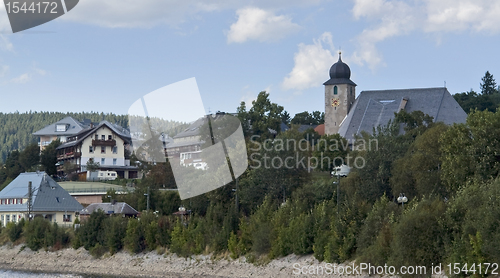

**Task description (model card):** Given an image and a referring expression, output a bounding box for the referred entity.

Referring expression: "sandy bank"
[0,244,360,278]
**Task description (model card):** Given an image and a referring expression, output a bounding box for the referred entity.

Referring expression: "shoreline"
[0,244,339,278]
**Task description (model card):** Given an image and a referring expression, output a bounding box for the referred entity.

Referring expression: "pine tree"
[480,71,497,95]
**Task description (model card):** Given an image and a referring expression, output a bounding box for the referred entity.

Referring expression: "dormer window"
[56,124,68,132]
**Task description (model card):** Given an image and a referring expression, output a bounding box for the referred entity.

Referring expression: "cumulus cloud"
[61,0,321,29]
[351,0,500,69]
[282,32,336,91]
[227,7,300,43]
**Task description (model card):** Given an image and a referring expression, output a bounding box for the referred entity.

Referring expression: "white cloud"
[62,0,322,29]
[11,73,30,83]
[227,7,301,43]
[351,0,500,69]
[282,32,336,91]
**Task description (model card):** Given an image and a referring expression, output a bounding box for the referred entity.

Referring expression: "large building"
[324,53,467,139]
[33,117,89,151]
[0,172,83,227]
[34,118,139,179]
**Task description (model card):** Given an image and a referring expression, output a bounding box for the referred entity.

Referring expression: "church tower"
[324,52,356,135]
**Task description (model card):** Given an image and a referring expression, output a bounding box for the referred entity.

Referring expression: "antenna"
[444,81,446,88]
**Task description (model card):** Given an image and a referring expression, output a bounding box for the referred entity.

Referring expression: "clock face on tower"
[331,98,340,107]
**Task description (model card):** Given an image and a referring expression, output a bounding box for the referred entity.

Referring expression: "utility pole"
[146,186,150,213]
[27,181,33,221]
[235,178,238,214]
[336,174,340,215]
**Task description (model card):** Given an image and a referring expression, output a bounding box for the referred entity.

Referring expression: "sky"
[0,0,500,118]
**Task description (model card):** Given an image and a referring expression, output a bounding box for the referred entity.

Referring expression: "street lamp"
[397,193,408,209]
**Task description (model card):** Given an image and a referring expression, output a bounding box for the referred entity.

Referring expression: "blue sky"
[0,0,499,118]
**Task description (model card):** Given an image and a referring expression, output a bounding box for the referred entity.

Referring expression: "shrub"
[6,219,24,242]
[24,217,52,251]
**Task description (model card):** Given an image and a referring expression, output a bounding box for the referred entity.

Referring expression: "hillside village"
[0,60,499,276]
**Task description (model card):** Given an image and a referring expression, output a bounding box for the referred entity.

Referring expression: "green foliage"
[312,133,349,171]
[238,91,284,139]
[356,195,399,265]
[6,219,24,243]
[480,71,498,96]
[89,243,108,258]
[106,216,128,254]
[290,111,324,125]
[77,210,107,250]
[440,109,500,192]
[391,123,448,199]
[388,198,446,272]
[124,218,145,253]
[24,217,53,251]
[40,139,61,176]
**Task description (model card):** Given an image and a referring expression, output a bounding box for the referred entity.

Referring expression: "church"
[323,53,467,140]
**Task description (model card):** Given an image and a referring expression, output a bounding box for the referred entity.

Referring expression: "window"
[112,146,118,154]
[101,158,105,165]
[108,135,112,140]
[113,159,117,165]
[101,146,106,154]
[95,134,98,140]
[101,135,106,140]
[12,215,16,223]
[56,124,67,132]
[18,199,22,204]
[89,146,94,153]
[334,86,338,95]
[1,215,3,223]
[63,214,71,222]
[6,215,9,222]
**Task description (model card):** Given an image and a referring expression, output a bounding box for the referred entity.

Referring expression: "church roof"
[323,53,357,86]
[338,87,467,140]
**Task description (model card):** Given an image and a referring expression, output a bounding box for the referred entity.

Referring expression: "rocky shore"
[0,245,353,278]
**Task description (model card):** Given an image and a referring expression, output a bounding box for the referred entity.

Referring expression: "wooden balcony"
[92,139,116,147]
[57,152,82,160]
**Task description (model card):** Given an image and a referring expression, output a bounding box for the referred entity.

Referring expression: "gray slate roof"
[338,87,467,140]
[57,121,131,150]
[33,117,86,136]
[80,202,138,215]
[0,172,83,212]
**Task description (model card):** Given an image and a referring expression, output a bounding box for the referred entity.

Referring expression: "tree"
[86,159,100,172]
[19,143,40,171]
[245,91,284,140]
[40,139,61,176]
[311,133,349,171]
[281,111,291,125]
[440,109,500,192]
[480,71,497,95]
[291,111,325,126]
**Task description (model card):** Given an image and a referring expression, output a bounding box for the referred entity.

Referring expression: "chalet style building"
[34,118,139,179]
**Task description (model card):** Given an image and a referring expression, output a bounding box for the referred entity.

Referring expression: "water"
[0,270,120,278]
[0,270,82,278]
